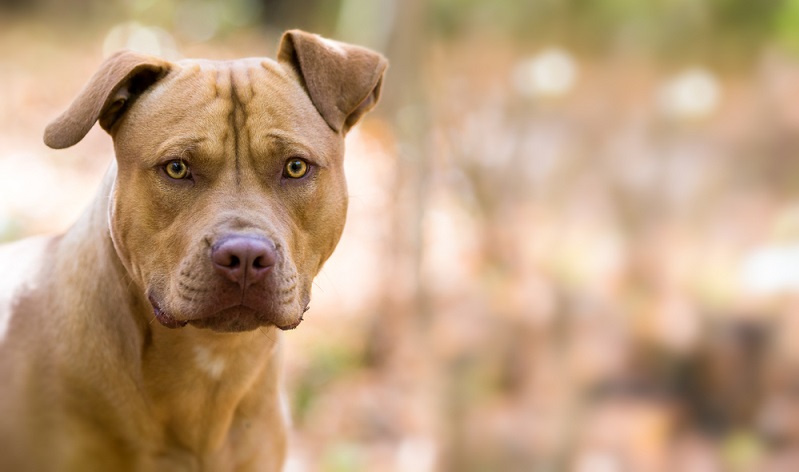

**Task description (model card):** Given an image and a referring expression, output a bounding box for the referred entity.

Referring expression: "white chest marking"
[193,345,226,379]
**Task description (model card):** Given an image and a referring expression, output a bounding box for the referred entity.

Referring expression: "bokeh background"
[5,1,799,470]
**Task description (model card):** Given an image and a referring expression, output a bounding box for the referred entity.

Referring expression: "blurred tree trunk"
[362,0,431,370]
[259,0,342,36]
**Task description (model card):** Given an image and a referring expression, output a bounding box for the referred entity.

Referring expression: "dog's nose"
[211,236,277,288]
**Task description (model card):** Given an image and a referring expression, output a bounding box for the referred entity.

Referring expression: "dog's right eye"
[283,158,309,179]
[164,160,190,180]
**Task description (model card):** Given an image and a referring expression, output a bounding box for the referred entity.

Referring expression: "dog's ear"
[44,51,171,149]
[278,30,387,134]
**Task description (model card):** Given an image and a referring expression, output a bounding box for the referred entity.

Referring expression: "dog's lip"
[148,295,189,329]
[275,314,303,331]
[277,304,310,330]
[146,294,309,331]
[186,304,306,331]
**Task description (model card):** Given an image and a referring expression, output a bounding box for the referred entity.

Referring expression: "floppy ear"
[44,50,171,149]
[278,30,388,134]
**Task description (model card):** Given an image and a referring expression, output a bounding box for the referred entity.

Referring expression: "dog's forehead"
[166,57,297,100]
[175,56,280,74]
[128,55,321,131]
[116,54,338,162]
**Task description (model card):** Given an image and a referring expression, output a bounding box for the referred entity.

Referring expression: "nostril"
[229,255,240,268]
[253,256,267,269]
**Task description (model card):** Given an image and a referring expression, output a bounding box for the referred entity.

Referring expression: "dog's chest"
[136,329,285,468]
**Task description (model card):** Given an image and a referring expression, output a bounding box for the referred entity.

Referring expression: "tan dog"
[0,30,386,471]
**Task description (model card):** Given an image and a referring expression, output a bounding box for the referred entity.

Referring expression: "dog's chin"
[188,306,274,333]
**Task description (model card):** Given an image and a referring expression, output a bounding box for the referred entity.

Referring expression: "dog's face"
[110,59,348,332]
[44,31,387,332]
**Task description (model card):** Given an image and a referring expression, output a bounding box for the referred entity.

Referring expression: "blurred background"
[5,1,799,470]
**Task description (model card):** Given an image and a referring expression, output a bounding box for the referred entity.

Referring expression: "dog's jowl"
[0,30,386,471]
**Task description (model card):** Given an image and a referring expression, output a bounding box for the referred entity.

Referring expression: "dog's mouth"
[189,306,305,332]
[149,295,189,329]
[147,295,306,332]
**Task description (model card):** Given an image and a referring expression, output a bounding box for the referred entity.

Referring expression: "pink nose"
[211,236,276,288]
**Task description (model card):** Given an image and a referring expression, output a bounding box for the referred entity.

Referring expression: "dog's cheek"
[295,175,348,275]
[108,184,143,285]
[318,174,349,268]
[316,198,347,271]
[110,178,183,292]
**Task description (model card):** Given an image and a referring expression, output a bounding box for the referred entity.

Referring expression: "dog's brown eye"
[164,160,190,180]
[284,158,308,179]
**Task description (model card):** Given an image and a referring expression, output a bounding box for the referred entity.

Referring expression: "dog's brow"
[156,137,209,158]
[262,131,320,161]
[264,129,308,148]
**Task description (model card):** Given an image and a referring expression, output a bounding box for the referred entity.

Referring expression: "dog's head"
[44,31,387,332]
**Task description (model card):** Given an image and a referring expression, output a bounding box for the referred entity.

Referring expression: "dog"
[0,30,386,471]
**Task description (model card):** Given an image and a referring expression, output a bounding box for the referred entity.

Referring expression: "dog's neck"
[58,164,284,456]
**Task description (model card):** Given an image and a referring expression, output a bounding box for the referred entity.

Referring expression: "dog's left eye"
[284,158,309,179]
[164,160,190,180]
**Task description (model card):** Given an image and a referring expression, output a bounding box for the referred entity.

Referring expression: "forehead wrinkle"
[259,58,293,83]
[229,65,256,105]
[158,64,219,102]
[213,66,231,100]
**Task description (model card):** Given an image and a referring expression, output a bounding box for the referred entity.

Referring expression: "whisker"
[319,268,341,297]
[320,268,340,298]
